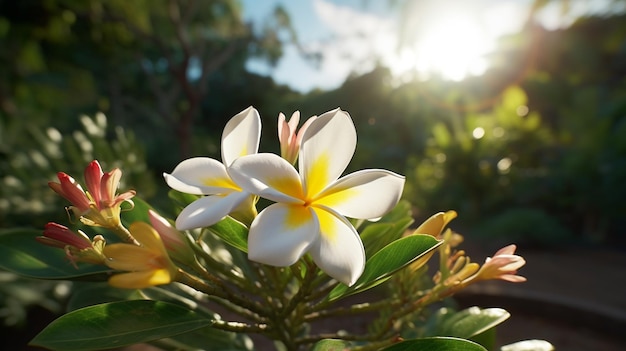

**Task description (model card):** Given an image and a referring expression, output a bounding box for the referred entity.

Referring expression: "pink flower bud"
[475,244,527,282]
[38,222,92,250]
[278,112,316,164]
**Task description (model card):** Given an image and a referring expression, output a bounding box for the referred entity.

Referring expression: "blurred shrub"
[404,86,554,222]
[0,271,69,327]
[0,112,157,228]
[473,207,571,248]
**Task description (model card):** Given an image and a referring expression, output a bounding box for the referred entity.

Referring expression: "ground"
[456,241,626,350]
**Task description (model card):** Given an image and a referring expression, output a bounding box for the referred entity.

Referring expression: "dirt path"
[457,243,626,350]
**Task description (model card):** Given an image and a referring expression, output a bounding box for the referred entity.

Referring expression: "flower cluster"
[27,107,532,351]
[41,107,528,292]
[41,160,185,288]
[49,160,135,229]
[416,211,526,297]
[166,107,405,285]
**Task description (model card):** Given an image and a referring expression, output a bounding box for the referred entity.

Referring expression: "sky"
[241,0,625,93]
[243,0,397,92]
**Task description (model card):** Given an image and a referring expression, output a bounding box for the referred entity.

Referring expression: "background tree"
[2,0,625,245]
[0,0,304,228]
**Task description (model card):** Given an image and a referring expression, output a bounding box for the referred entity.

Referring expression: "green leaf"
[360,222,394,255]
[421,306,510,349]
[206,216,249,253]
[67,285,249,350]
[360,200,414,258]
[470,326,497,351]
[380,199,413,223]
[312,339,352,350]
[120,196,153,227]
[30,300,214,351]
[0,228,110,280]
[168,189,200,210]
[328,234,441,301]
[66,283,144,311]
[154,326,254,351]
[141,285,220,319]
[437,307,510,339]
[500,340,555,351]
[380,337,487,351]
[68,283,219,319]
[361,217,414,258]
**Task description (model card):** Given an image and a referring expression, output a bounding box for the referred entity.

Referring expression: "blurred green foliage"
[0,270,68,327]
[474,207,571,248]
[0,112,155,228]
[1,0,625,251]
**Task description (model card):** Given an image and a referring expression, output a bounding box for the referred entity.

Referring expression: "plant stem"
[304,299,395,321]
[111,223,139,245]
[211,319,270,334]
[192,241,253,290]
[175,269,267,319]
[281,261,317,317]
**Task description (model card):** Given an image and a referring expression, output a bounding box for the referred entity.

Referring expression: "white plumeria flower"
[229,108,405,286]
[163,106,261,230]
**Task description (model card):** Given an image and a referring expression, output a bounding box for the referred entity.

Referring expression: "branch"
[176,269,268,319]
[304,299,395,322]
[198,40,244,97]
[211,319,270,334]
[98,6,175,64]
[135,53,179,125]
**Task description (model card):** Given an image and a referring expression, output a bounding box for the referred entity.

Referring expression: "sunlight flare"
[385,3,506,81]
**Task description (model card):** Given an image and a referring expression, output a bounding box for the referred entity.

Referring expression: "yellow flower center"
[202,177,241,191]
[305,152,330,199]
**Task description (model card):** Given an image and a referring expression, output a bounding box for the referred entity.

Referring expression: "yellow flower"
[147,209,197,266]
[407,210,457,272]
[103,222,178,289]
[414,210,457,237]
[443,255,480,286]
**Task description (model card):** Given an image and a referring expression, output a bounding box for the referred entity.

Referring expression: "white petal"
[175,191,250,230]
[277,111,300,144]
[309,207,365,286]
[248,203,317,266]
[222,107,261,166]
[164,157,239,195]
[278,112,289,146]
[493,244,517,256]
[315,169,405,219]
[287,111,301,131]
[229,153,305,204]
[299,109,356,198]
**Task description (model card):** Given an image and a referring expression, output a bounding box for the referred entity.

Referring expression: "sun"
[414,15,493,80]
[385,7,497,81]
